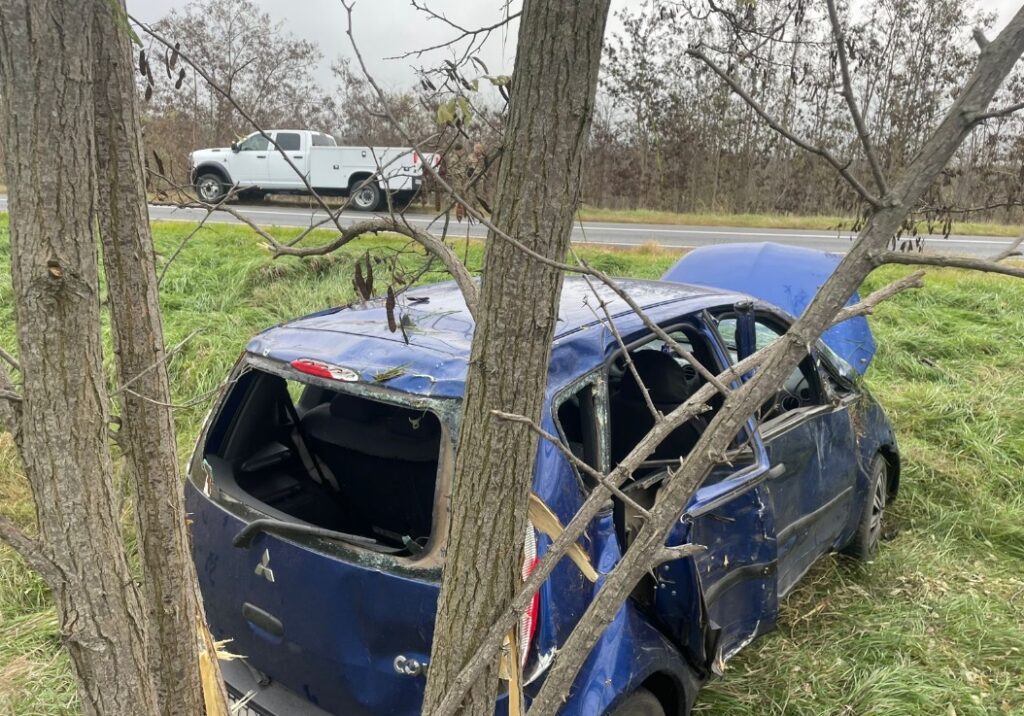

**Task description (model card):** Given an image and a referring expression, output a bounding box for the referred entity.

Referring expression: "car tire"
[196,172,227,203]
[607,688,665,716]
[351,181,381,212]
[842,454,888,560]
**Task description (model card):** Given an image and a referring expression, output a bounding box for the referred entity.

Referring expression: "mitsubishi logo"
[254,549,275,583]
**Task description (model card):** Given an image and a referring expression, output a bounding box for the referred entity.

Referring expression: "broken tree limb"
[527,494,599,584]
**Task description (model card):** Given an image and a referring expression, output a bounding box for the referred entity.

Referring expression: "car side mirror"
[230,141,240,153]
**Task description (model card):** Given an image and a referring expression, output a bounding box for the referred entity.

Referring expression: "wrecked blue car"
[186,242,899,715]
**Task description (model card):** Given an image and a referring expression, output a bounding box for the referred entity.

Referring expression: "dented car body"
[186,243,900,715]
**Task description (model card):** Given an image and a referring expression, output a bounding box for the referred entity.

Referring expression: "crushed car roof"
[245,277,745,397]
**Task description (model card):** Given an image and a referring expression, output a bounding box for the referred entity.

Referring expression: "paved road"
[0,194,1015,257]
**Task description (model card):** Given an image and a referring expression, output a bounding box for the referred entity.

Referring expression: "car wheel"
[607,689,665,716]
[351,181,381,211]
[842,454,888,560]
[196,172,226,203]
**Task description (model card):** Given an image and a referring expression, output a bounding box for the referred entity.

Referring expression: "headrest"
[618,349,693,405]
[303,396,441,462]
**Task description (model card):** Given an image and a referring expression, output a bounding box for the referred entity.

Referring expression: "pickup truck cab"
[188,129,437,211]
[186,243,899,715]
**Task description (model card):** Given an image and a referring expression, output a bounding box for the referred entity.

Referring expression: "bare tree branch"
[269,217,480,318]
[686,45,882,207]
[0,515,60,585]
[825,0,889,195]
[832,270,925,324]
[390,1,521,59]
[0,346,20,373]
[871,250,1024,278]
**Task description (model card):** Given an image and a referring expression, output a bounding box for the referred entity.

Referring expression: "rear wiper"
[233,518,401,553]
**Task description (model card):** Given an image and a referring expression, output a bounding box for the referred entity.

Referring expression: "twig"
[0,346,19,373]
[825,0,889,196]
[490,410,651,518]
[109,330,200,398]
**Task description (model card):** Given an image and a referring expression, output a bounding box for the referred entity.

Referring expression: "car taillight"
[412,151,420,164]
[290,358,359,382]
[519,523,540,667]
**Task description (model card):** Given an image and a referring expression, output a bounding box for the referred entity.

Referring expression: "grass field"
[0,218,1022,714]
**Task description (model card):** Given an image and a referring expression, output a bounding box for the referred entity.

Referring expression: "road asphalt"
[0,194,1016,258]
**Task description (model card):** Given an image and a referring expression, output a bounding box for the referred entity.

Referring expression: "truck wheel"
[196,172,227,203]
[607,689,665,716]
[842,454,887,560]
[351,182,381,211]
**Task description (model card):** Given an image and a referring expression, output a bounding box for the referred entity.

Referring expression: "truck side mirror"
[230,141,240,153]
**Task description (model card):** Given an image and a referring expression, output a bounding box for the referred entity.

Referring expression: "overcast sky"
[128,0,1024,91]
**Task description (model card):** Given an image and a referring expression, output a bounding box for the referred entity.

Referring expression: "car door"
[228,133,270,187]
[716,310,858,596]
[601,317,778,667]
[267,131,306,188]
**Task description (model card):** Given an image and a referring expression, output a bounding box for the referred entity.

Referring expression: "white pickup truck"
[188,129,437,211]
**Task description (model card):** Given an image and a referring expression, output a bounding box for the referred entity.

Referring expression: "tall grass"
[0,219,1021,714]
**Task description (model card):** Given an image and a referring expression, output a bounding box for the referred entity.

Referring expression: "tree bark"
[421,2,611,714]
[0,1,159,714]
[91,2,210,714]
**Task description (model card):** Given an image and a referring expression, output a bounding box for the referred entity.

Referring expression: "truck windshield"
[203,367,448,557]
[237,134,270,151]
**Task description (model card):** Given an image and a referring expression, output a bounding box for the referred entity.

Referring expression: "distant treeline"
[133,0,1024,224]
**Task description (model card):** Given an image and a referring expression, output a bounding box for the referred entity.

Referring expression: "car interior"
[206,369,442,556]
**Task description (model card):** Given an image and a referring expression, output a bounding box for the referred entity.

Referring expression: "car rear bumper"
[222,657,334,716]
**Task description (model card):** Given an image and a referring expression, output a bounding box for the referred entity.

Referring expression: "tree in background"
[590,0,1024,224]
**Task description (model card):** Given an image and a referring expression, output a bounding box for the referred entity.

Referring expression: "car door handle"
[255,154,266,158]
[292,155,303,159]
[767,463,787,480]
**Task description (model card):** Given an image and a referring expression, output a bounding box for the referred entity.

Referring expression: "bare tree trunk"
[421,2,610,714]
[0,1,159,714]
[91,2,211,714]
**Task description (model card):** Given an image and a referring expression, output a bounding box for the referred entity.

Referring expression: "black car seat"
[610,349,705,466]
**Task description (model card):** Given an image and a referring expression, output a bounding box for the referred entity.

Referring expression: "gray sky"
[128,0,1024,91]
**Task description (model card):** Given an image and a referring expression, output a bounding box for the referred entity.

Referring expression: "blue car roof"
[245,277,745,397]
[661,243,877,372]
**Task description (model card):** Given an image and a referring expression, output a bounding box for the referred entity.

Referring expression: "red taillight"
[519,524,540,667]
[290,358,359,382]
[412,151,420,164]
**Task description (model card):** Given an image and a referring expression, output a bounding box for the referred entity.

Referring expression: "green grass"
[1,218,1023,714]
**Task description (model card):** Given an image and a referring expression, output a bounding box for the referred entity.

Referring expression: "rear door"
[601,317,778,666]
[267,131,307,188]
[186,490,440,716]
